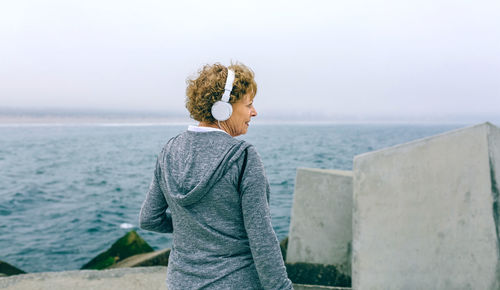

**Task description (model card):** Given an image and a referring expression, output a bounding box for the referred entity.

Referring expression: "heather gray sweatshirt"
[139,130,293,290]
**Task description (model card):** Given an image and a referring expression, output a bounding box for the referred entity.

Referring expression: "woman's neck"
[199,121,221,129]
[199,121,233,136]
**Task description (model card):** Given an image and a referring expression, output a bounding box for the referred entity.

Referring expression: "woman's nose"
[251,106,257,117]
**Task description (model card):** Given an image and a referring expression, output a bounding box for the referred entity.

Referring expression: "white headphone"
[211,68,235,121]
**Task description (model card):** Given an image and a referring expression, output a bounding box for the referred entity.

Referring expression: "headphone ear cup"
[211,101,233,121]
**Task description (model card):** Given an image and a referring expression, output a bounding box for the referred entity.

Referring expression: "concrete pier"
[353,122,500,290]
[0,267,350,290]
[0,267,168,290]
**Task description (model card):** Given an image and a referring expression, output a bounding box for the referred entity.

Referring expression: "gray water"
[0,123,461,272]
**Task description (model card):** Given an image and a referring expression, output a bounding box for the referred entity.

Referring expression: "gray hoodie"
[139,130,293,289]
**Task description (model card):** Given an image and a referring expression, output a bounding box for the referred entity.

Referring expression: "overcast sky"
[1,0,499,121]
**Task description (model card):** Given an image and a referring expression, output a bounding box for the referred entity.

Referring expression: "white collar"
[188,125,229,135]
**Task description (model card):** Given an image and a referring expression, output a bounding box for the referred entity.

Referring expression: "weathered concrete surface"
[0,267,351,290]
[353,122,500,290]
[286,262,351,287]
[0,266,167,290]
[293,284,350,290]
[287,168,352,278]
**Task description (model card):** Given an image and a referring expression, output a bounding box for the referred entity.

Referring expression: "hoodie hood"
[158,130,250,207]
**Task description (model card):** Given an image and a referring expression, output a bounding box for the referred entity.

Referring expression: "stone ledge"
[0,266,167,290]
[0,267,352,290]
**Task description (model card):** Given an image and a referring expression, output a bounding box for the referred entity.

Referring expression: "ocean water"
[0,123,462,272]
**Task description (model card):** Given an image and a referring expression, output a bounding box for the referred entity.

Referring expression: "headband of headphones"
[221,69,235,102]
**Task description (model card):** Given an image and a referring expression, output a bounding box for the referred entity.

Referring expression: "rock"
[280,236,288,261]
[108,248,170,268]
[0,260,26,276]
[285,262,351,287]
[81,230,154,270]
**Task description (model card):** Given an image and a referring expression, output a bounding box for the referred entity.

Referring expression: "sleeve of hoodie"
[240,146,293,290]
[139,156,173,233]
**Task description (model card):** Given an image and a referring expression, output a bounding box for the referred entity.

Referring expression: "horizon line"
[0,106,498,126]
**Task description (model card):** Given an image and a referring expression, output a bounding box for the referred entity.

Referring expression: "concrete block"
[287,168,353,277]
[353,122,500,290]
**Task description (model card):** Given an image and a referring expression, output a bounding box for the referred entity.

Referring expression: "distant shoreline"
[0,116,192,126]
[0,117,474,127]
[0,111,495,127]
[1,107,497,126]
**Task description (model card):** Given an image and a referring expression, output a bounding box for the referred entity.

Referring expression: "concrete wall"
[352,122,500,290]
[287,168,352,277]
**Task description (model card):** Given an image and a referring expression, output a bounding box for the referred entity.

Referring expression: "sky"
[1,0,499,122]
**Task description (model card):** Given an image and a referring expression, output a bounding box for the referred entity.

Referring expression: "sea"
[0,123,463,273]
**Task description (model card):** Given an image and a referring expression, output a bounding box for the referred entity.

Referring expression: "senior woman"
[139,63,293,289]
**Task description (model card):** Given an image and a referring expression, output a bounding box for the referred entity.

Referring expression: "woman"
[139,63,293,289]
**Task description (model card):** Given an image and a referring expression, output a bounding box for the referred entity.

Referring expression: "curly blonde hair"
[185,62,257,123]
